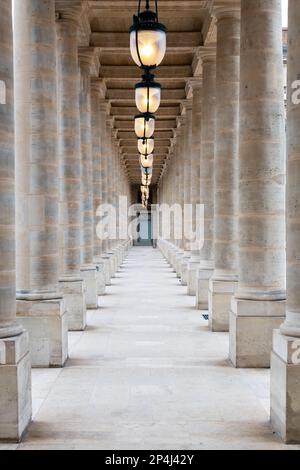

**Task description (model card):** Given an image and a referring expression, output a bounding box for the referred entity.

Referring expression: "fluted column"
[187,81,202,296]
[230,0,286,368]
[78,50,98,309]
[0,0,31,440]
[271,0,300,443]
[208,5,240,331]
[196,51,216,310]
[91,81,106,295]
[56,10,86,331]
[14,0,67,367]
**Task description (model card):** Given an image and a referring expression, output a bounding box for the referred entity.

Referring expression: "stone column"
[91,81,106,296]
[99,105,112,285]
[14,0,67,367]
[174,122,185,277]
[230,0,286,368]
[270,0,300,443]
[0,0,32,440]
[187,80,202,296]
[208,5,240,331]
[196,51,216,310]
[78,50,99,309]
[56,10,86,331]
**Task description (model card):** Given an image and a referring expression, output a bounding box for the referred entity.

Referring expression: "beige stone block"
[0,332,32,441]
[271,331,300,443]
[229,298,285,368]
[208,279,238,332]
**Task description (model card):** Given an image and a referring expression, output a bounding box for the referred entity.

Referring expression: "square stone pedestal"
[229,298,286,368]
[60,279,86,331]
[271,330,300,443]
[102,255,112,286]
[208,279,238,332]
[187,261,199,296]
[0,331,32,441]
[196,268,213,310]
[17,298,68,367]
[94,260,106,296]
[80,266,98,309]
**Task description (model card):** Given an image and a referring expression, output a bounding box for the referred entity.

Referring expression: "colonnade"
[0,0,131,440]
[158,0,300,444]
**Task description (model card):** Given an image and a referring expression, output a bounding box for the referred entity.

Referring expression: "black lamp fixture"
[135,70,161,113]
[130,0,167,70]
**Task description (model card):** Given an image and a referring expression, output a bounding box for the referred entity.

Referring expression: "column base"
[17,298,68,367]
[187,261,199,296]
[196,267,213,310]
[102,255,112,285]
[59,278,86,331]
[81,266,98,309]
[0,331,32,441]
[229,297,286,368]
[271,330,300,443]
[180,252,190,286]
[208,278,238,332]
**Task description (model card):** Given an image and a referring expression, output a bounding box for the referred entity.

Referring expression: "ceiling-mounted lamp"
[135,113,155,139]
[130,0,167,70]
[140,153,154,168]
[138,137,154,156]
[135,71,161,113]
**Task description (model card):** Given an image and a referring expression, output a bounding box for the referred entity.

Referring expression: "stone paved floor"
[1,246,299,450]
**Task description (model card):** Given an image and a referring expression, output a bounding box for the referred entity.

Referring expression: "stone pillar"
[91,81,106,296]
[14,0,67,367]
[0,0,32,440]
[208,5,240,331]
[99,105,112,285]
[187,81,202,296]
[56,11,86,331]
[196,51,216,310]
[270,0,300,443]
[230,0,286,368]
[78,50,99,309]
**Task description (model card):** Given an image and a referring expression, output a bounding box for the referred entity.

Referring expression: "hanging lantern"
[130,0,167,69]
[134,113,155,139]
[135,72,161,113]
[138,137,154,156]
[142,174,151,186]
[140,153,153,168]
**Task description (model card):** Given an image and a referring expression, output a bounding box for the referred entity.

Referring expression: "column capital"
[212,1,241,21]
[78,47,100,78]
[91,79,107,99]
[186,78,202,99]
[197,47,216,65]
[55,0,84,26]
[180,99,193,115]
[99,100,111,116]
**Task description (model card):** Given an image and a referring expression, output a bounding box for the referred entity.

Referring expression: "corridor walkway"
[2,247,298,450]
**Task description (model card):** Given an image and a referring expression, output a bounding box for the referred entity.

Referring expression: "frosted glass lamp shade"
[134,114,155,139]
[138,138,154,156]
